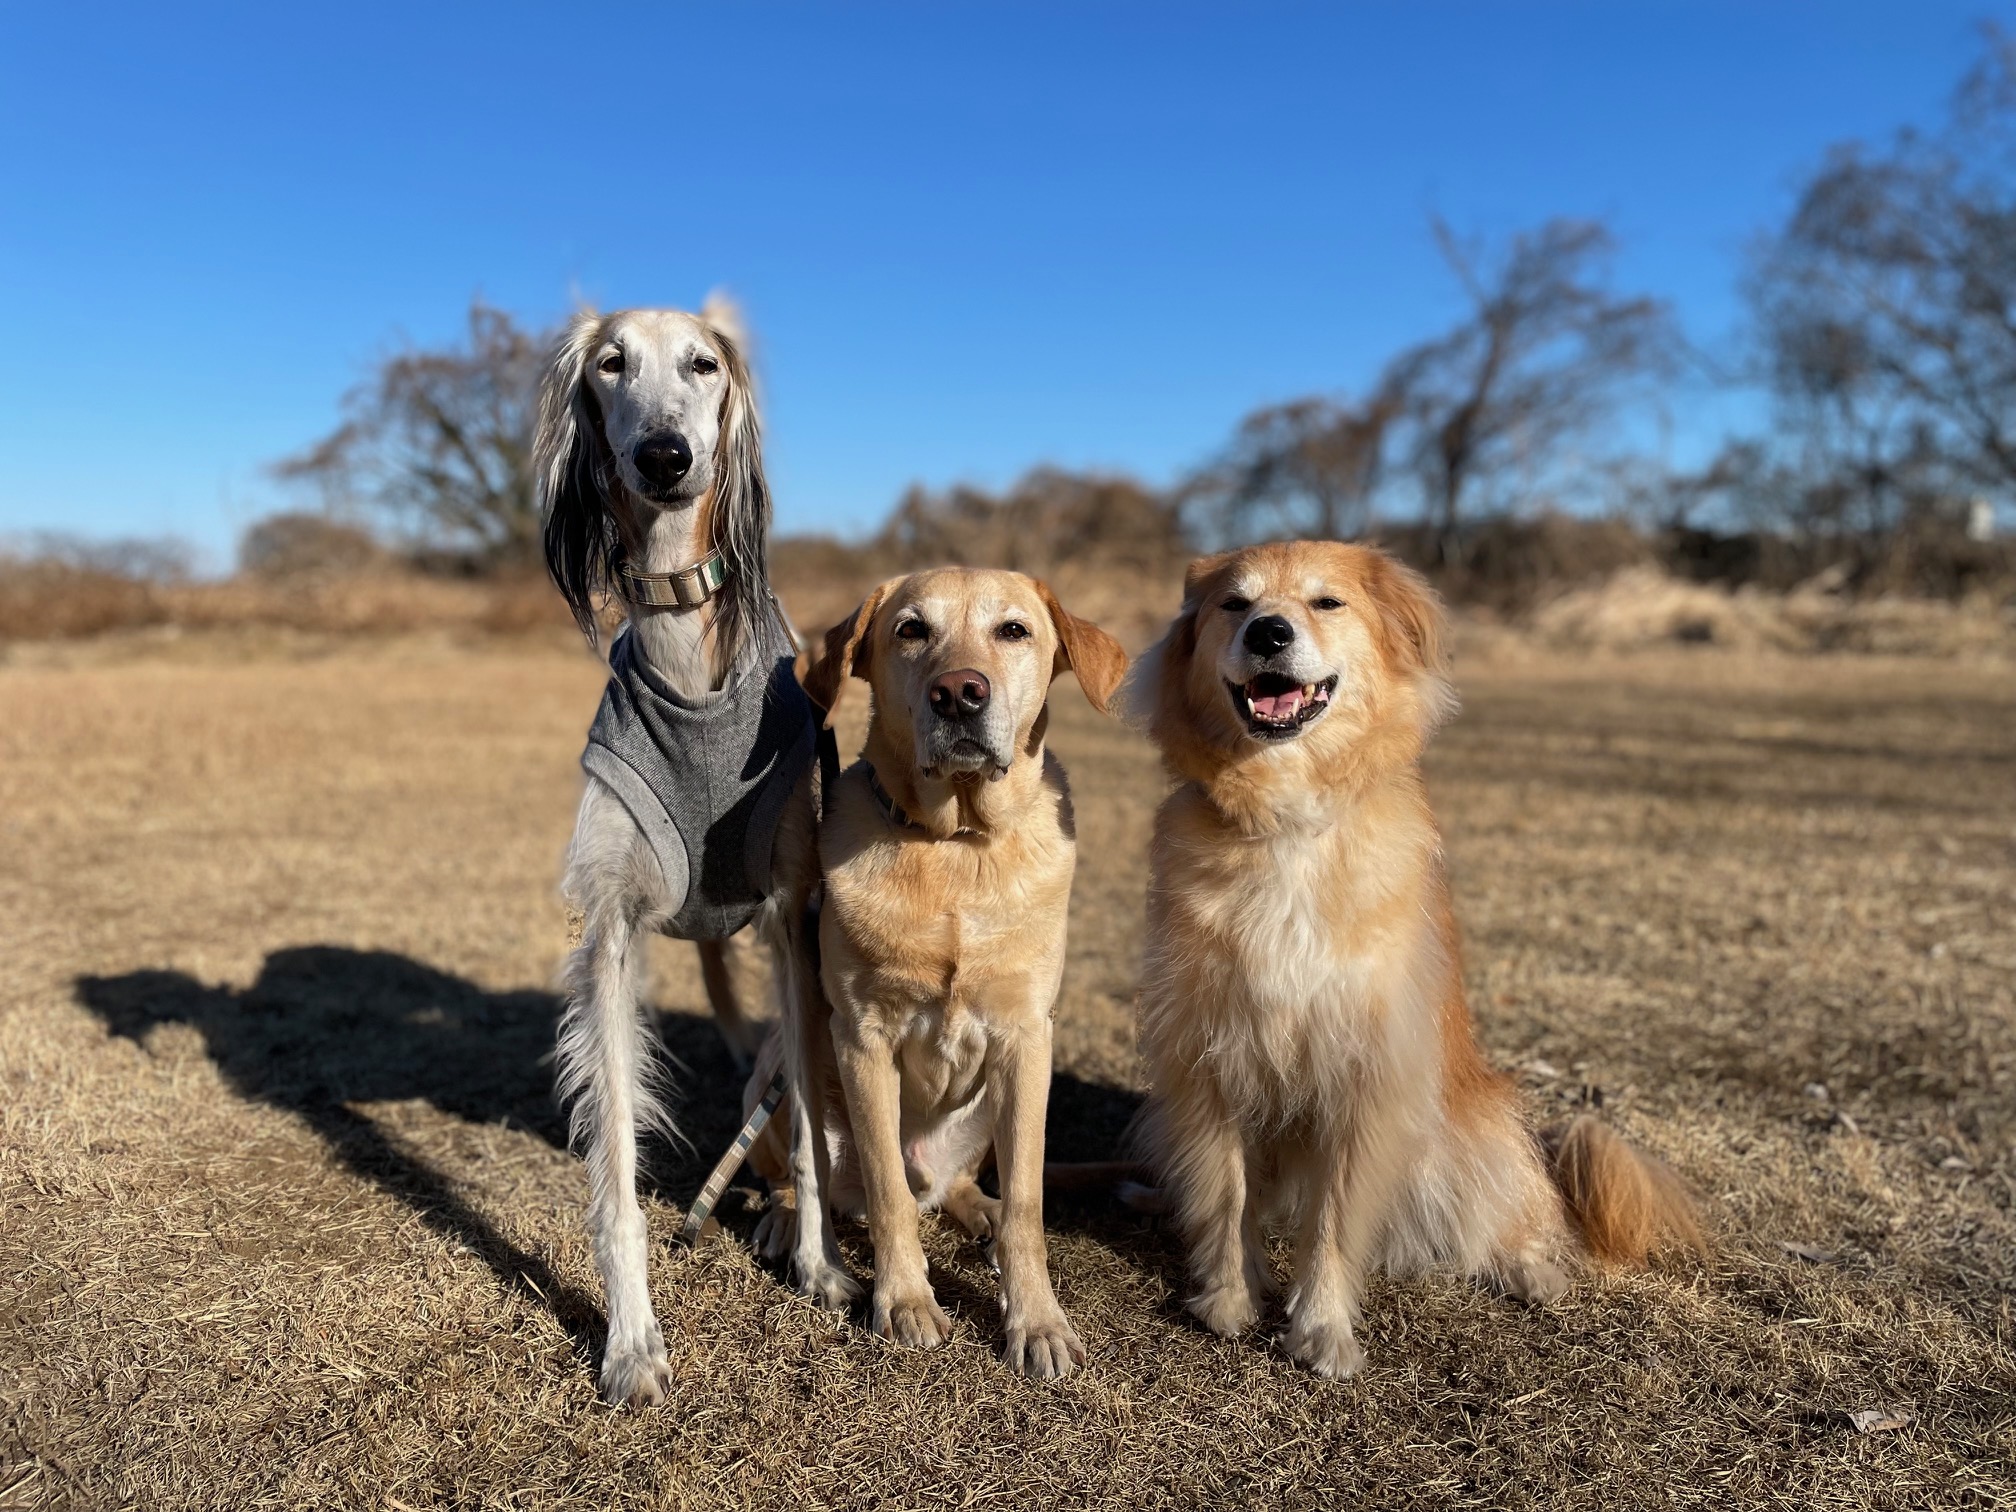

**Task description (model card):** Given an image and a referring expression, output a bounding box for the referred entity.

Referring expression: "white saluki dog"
[535,302,856,1408]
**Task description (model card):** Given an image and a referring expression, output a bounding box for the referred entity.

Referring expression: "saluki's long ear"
[702,296,775,654]
[1033,582,1129,714]
[537,310,614,646]
[801,579,898,725]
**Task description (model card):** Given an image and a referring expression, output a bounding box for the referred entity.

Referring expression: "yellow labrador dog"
[1129,541,1700,1378]
[775,567,1128,1378]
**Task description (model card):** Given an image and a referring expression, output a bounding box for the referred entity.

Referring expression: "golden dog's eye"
[894,619,929,642]
[1220,595,1251,613]
[693,354,720,375]
[598,349,624,376]
[1314,596,1344,611]
[996,621,1030,641]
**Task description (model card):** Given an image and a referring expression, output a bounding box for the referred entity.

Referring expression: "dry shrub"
[1380,512,1656,612]
[0,557,170,640]
[1523,565,2016,656]
[238,513,386,578]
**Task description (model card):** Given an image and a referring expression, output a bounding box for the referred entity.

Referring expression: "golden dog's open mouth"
[1229,672,1336,740]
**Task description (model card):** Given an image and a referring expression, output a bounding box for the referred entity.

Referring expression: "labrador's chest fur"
[1138,779,1452,1137]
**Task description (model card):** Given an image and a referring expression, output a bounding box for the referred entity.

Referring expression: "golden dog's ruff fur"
[1128,541,1701,1378]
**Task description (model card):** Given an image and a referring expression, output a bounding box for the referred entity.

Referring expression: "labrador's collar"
[866,762,980,839]
[619,550,727,609]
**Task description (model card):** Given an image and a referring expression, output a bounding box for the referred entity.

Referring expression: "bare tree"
[1392,217,1676,560]
[1185,392,1403,545]
[272,301,546,564]
[1748,26,2016,540]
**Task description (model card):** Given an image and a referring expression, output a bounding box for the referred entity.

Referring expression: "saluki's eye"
[996,621,1030,641]
[693,354,720,375]
[1220,595,1252,613]
[598,349,624,376]
[1313,596,1344,611]
[893,619,929,642]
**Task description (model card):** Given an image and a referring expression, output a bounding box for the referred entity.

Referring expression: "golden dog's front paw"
[1004,1312,1085,1380]
[872,1286,952,1348]
[1280,1314,1365,1379]
[1187,1280,1262,1337]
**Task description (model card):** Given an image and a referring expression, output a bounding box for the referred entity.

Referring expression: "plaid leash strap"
[679,1067,787,1246]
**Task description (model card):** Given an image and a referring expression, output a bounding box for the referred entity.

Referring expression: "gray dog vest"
[580,620,815,941]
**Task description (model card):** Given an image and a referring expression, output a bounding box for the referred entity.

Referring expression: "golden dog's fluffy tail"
[1543,1115,1705,1267]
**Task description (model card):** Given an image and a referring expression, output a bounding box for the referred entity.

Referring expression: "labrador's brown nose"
[928,668,991,719]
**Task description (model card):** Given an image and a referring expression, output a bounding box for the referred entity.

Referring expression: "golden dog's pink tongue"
[1250,687,1304,721]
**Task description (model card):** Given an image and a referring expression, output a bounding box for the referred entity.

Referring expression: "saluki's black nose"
[633,432,693,490]
[1244,615,1295,657]
[929,668,991,719]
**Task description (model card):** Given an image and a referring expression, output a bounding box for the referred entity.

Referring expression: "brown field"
[2,620,2013,1511]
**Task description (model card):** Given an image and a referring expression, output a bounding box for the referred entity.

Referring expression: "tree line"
[270,30,2015,591]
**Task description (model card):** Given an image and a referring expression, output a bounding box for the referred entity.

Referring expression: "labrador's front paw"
[1004,1311,1085,1379]
[872,1285,952,1348]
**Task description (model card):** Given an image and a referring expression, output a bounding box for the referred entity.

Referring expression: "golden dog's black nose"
[1244,615,1294,657]
[929,669,991,718]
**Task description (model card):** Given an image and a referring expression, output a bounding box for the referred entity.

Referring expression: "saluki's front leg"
[989,1016,1085,1378]
[558,906,673,1407]
[833,1023,950,1348]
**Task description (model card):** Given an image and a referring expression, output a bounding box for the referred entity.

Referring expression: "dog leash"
[678,719,842,1247]
[680,1066,786,1246]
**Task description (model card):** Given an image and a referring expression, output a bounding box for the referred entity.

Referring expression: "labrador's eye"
[693,354,720,375]
[1314,596,1344,611]
[996,621,1030,641]
[1220,595,1251,614]
[893,619,929,642]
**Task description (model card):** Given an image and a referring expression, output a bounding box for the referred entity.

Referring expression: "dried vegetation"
[2,607,2012,1508]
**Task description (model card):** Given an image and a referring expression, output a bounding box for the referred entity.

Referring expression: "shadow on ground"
[74,946,1153,1337]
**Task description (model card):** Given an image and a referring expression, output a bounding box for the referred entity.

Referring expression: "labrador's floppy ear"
[800,579,898,725]
[1365,551,1448,675]
[1034,582,1130,715]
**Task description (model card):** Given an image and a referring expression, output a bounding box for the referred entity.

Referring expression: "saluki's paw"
[1499,1255,1569,1306]
[599,1336,676,1408]
[872,1285,952,1349]
[1280,1314,1365,1379]
[1187,1280,1262,1337]
[751,1203,795,1264]
[795,1256,863,1311]
[1004,1312,1086,1380]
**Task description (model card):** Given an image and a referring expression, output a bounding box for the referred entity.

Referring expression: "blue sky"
[0,3,1990,567]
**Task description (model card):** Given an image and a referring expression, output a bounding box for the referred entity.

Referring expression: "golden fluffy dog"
[767,567,1128,1377]
[1128,540,1700,1378]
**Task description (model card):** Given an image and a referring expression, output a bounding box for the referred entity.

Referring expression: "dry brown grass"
[2,618,2013,1509]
